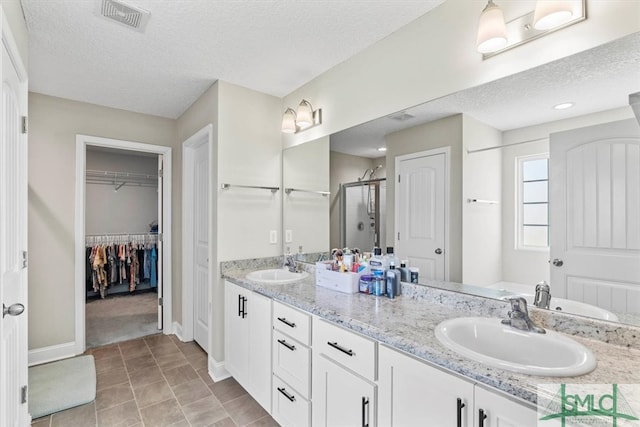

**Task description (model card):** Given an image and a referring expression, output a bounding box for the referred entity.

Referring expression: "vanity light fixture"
[476,0,585,59]
[553,102,574,110]
[281,99,322,134]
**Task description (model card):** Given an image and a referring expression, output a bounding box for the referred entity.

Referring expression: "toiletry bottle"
[399,260,410,282]
[386,262,400,298]
[370,247,386,295]
[385,246,399,271]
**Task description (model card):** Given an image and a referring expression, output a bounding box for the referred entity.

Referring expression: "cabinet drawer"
[272,375,310,427]
[314,318,377,381]
[273,330,311,399]
[273,301,311,346]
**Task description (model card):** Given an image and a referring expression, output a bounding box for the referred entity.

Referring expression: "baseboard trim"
[208,355,231,382]
[28,341,78,366]
[172,321,185,341]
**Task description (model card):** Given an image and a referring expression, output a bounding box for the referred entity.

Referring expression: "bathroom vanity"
[222,259,640,427]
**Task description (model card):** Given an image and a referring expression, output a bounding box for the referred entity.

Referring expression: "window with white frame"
[517,154,549,249]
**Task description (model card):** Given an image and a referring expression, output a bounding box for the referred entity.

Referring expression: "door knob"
[552,258,564,267]
[3,303,25,318]
[435,248,443,255]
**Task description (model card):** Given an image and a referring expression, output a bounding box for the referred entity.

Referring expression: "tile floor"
[31,334,280,427]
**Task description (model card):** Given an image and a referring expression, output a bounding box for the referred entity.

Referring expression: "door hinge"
[159,297,163,306]
[22,250,28,269]
[158,168,163,178]
[158,233,163,242]
[21,385,27,404]
[398,175,401,183]
[397,232,400,240]
[21,116,28,134]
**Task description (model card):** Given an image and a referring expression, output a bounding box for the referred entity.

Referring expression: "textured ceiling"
[22,0,445,119]
[331,32,640,158]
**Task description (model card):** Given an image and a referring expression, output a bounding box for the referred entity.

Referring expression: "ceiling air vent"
[97,0,151,33]
[387,111,415,122]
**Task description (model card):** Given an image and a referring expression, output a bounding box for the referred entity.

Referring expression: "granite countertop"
[221,261,640,407]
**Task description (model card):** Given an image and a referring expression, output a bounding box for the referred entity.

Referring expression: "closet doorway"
[74,135,172,353]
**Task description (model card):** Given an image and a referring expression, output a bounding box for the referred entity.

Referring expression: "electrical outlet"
[285,229,293,243]
[269,230,277,244]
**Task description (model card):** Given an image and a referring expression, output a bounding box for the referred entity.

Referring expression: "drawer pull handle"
[277,317,296,328]
[277,339,296,351]
[457,398,466,427]
[277,387,296,402]
[478,408,487,427]
[327,341,354,357]
[362,397,369,427]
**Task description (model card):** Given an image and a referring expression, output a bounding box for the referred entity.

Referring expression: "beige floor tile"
[133,379,173,409]
[212,418,237,427]
[128,365,165,390]
[144,334,174,348]
[139,398,187,426]
[197,367,215,386]
[181,396,227,427]
[167,420,190,427]
[97,367,130,391]
[31,416,50,426]
[209,378,247,404]
[96,400,141,427]
[172,378,212,406]
[124,353,157,374]
[150,342,181,358]
[96,382,134,411]
[163,363,200,387]
[118,340,151,360]
[245,415,280,427]
[95,354,125,374]
[223,395,268,427]
[176,341,206,357]
[156,351,188,370]
[50,402,96,427]
[185,352,208,371]
[91,344,121,361]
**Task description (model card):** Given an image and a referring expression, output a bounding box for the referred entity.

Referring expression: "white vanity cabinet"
[312,318,377,427]
[224,280,272,412]
[379,345,474,426]
[271,301,312,427]
[378,346,537,427]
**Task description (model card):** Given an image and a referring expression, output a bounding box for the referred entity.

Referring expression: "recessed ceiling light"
[554,102,575,110]
[377,147,387,152]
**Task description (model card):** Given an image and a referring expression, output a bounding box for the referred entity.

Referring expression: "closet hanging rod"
[467,198,499,205]
[86,169,158,180]
[466,137,548,154]
[285,188,330,196]
[221,183,280,193]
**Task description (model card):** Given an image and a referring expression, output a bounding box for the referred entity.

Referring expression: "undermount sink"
[505,294,619,322]
[245,268,308,284]
[435,317,596,377]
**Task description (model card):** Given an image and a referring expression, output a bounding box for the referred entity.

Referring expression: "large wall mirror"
[282,32,640,327]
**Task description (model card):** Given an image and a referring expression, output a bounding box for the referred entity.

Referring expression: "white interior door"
[396,151,447,281]
[193,141,209,352]
[157,155,163,329]
[550,119,640,314]
[1,30,29,426]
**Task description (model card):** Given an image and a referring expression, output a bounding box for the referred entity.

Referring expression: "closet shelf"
[86,169,158,189]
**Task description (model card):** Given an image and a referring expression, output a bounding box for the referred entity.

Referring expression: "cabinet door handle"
[277,339,296,351]
[327,341,354,357]
[241,296,247,319]
[277,387,296,402]
[362,397,369,427]
[237,294,242,317]
[277,317,296,328]
[478,408,487,427]
[457,398,466,427]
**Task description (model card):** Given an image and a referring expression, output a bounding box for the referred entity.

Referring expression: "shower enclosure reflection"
[341,178,386,251]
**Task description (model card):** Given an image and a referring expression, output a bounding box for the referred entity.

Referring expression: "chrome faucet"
[283,253,298,273]
[533,281,551,310]
[501,297,546,334]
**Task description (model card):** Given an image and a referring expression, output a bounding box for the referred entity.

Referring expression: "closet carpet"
[86,292,160,349]
[31,334,280,427]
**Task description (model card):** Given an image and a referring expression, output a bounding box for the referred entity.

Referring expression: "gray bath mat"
[28,355,96,419]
